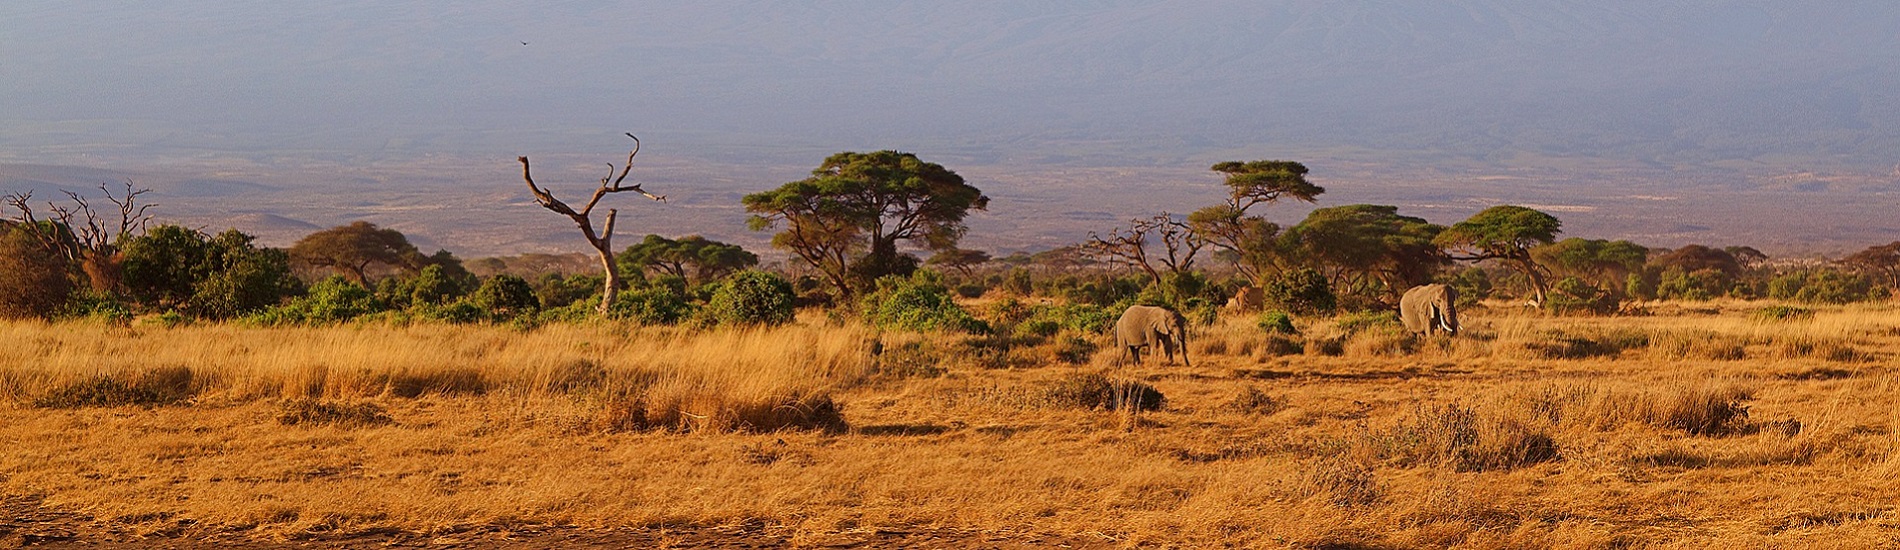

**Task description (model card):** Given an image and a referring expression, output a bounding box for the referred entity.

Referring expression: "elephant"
[1400,284,1460,336]
[1116,305,1190,366]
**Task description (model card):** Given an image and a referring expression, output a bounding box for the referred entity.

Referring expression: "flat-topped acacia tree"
[518,134,666,316]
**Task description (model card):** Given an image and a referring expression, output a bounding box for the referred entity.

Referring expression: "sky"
[4,1,1898,169]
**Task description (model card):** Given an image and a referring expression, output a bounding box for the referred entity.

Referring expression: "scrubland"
[4,301,1900,548]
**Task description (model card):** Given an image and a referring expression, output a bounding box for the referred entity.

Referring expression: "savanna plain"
[4,300,1898,548]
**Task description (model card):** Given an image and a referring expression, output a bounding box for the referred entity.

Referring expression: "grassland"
[4,301,1900,548]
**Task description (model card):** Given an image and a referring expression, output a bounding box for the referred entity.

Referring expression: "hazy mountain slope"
[2,1,1896,168]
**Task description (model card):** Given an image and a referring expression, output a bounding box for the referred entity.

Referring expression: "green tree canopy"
[744,151,988,295]
[1435,205,1562,305]
[1531,238,1649,292]
[121,225,300,318]
[1279,204,1445,301]
[1190,160,1323,284]
[288,221,424,285]
[615,234,759,282]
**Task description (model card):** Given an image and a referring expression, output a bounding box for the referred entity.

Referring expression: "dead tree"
[518,133,665,316]
[2,180,154,291]
[1085,213,1204,286]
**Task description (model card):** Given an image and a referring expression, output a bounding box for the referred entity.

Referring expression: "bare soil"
[1,495,1110,549]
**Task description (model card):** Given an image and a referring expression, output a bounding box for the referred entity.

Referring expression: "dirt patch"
[1,494,1111,549]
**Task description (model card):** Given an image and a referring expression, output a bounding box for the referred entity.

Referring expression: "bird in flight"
[520,41,529,46]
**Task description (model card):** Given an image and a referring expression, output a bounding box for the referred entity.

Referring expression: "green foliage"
[859,270,987,334]
[1263,268,1337,315]
[1543,277,1619,315]
[1656,267,1725,302]
[421,301,487,324]
[287,221,424,284]
[533,273,602,309]
[744,151,988,295]
[1767,269,1878,304]
[1256,310,1298,335]
[616,234,759,282]
[470,275,541,318]
[1279,204,1446,297]
[1448,266,1493,306]
[118,226,299,319]
[1435,206,1563,257]
[406,264,468,306]
[0,225,74,319]
[706,270,797,326]
[59,289,133,325]
[1753,305,1815,322]
[1533,238,1647,289]
[1626,271,1657,301]
[1335,310,1401,334]
[607,286,695,325]
[1002,268,1034,296]
[248,276,381,325]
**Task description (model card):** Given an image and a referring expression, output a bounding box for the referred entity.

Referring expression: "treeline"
[5,154,1900,329]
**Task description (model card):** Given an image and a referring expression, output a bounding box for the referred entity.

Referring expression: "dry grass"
[5,300,1900,547]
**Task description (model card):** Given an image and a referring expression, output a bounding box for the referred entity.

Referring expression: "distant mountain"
[3,1,1897,170]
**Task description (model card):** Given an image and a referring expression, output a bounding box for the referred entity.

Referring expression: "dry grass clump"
[1296,455,1383,507]
[1348,402,1559,472]
[32,365,199,408]
[593,390,846,434]
[1041,372,1165,412]
[275,399,393,427]
[1221,386,1283,415]
[1513,382,1758,436]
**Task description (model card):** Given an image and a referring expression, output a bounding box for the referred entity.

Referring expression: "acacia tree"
[288,221,425,285]
[519,133,666,315]
[1187,160,1324,284]
[1435,205,1562,305]
[926,247,991,277]
[1843,242,1900,289]
[1278,204,1445,301]
[616,234,758,283]
[744,151,987,296]
[1531,238,1648,292]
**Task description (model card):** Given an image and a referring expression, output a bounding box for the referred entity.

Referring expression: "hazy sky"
[4,1,1898,168]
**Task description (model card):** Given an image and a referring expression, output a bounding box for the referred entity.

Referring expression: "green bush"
[422,301,487,324]
[248,276,380,325]
[1335,310,1400,334]
[1257,310,1298,335]
[706,270,796,326]
[608,286,695,325]
[1753,305,1814,322]
[860,270,987,334]
[1264,268,1337,314]
[1767,270,1876,304]
[1543,277,1619,315]
[470,275,541,319]
[59,289,133,325]
[407,264,468,306]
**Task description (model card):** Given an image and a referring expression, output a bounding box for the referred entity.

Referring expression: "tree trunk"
[595,242,619,316]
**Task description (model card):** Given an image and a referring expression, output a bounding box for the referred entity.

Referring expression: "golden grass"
[4,301,1900,547]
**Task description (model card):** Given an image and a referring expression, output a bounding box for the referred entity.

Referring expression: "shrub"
[1543,277,1618,315]
[469,275,541,319]
[1263,268,1336,315]
[1041,372,1165,411]
[249,276,380,325]
[407,264,468,306]
[860,270,987,334]
[1768,270,1876,304]
[1753,305,1814,322]
[0,227,74,320]
[1256,310,1298,335]
[608,286,695,325]
[705,270,796,326]
[1334,310,1400,334]
[276,399,393,427]
[35,366,197,408]
[59,289,133,325]
[421,301,486,324]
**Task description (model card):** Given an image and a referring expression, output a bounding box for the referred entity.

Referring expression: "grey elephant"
[1400,284,1459,336]
[1116,305,1190,366]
